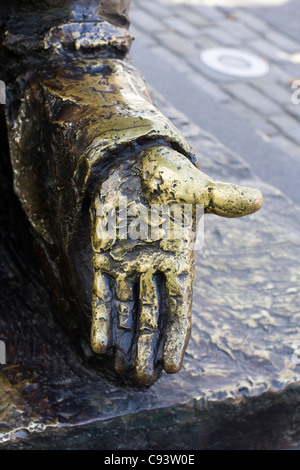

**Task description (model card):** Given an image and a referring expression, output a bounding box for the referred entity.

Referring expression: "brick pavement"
[129,0,300,160]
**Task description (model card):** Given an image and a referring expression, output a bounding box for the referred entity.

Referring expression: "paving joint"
[130,0,300,163]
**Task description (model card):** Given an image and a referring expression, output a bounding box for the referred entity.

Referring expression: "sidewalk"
[129,0,300,203]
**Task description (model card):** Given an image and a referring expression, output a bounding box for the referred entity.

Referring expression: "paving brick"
[172,5,210,28]
[131,0,300,168]
[214,19,258,42]
[129,24,157,48]
[251,79,292,106]
[223,82,281,115]
[230,9,268,33]
[139,2,170,18]
[163,16,200,39]
[194,33,219,50]
[269,63,295,86]
[151,45,194,75]
[187,73,230,102]
[271,135,300,159]
[149,0,173,5]
[247,38,286,63]
[189,5,225,22]
[281,62,300,81]
[286,104,300,120]
[266,30,300,54]
[269,113,300,146]
[156,30,198,57]
[130,9,165,33]
[225,100,278,136]
[201,26,240,47]
[187,55,238,84]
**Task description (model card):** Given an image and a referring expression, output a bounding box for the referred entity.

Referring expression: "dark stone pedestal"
[1,90,300,450]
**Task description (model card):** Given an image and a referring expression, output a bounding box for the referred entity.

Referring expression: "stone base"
[1,90,300,450]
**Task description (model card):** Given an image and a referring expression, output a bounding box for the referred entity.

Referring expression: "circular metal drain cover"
[200,47,269,78]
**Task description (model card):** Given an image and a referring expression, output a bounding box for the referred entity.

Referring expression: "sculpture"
[0,0,262,385]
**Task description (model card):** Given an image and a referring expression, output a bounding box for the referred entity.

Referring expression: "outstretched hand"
[89,146,262,384]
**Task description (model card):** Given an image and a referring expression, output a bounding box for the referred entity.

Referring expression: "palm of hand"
[90,152,197,384]
[89,146,262,384]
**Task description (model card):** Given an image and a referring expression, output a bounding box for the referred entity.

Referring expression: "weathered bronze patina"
[0,0,262,384]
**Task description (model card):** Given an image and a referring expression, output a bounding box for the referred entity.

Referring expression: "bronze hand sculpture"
[0,0,262,385]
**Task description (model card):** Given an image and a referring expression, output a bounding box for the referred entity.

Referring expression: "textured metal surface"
[0,0,262,385]
[0,90,299,449]
[89,145,261,384]
[0,0,296,449]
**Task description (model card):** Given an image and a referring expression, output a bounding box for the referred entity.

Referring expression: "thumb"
[141,146,262,218]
